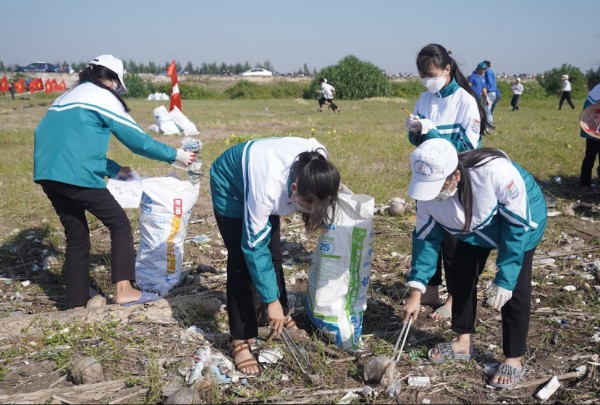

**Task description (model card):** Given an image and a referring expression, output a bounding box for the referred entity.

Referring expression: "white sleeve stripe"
[416,219,438,240]
[241,141,272,249]
[474,230,499,248]
[49,103,144,133]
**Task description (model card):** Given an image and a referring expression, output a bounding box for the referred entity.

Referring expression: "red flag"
[51,78,58,93]
[166,59,182,111]
[14,78,25,94]
[58,80,66,92]
[45,79,52,94]
[0,76,8,92]
[36,78,43,91]
[29,79,37,93]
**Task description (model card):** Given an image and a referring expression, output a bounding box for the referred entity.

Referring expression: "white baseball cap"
[516,77,521,82]
[89,55,127,94]
[408,138,458,201]
[562,74,569,80]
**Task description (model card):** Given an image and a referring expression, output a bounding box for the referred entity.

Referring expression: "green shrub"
[224,80,308,99]
[538,64,586,98]
[123,73,152,98]
[312,55,392,99]
[497,80,546,100]
[149,82,223,100]
[390,80,425,98]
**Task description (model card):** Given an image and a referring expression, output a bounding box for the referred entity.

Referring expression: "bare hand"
[115,166,132,180]
[267,300,285,337]
[402,293,421,324]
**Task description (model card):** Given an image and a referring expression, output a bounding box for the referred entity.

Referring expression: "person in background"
[210,137,341,375]
[483,60,500,120]
[33,55,196,309]
[578,83,600,197]
[559,74,575,110]
[405,43,487,321]
[510,78,524,111]
[403,138,546,389]
[469,62,495,128]
[318,78,340,113]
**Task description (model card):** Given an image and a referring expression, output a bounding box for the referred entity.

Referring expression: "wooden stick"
[108,388,148,404]
[513,369,585,390]
[0,262,34,272]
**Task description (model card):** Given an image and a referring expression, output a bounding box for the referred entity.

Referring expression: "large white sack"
[153,105,181,135]
[135,175,199,295]
[306,189,374,351]
[169,106,200,136]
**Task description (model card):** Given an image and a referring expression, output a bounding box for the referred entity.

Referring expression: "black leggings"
[318,96,339,111]
[214,213,290,340]
[450,240,535,358]
[559,91,575,110]
[579,138,600,188]
[39,180,135,308]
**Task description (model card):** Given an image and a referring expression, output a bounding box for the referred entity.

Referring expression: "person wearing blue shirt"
[579,84,600,197]
[483,60,500,125]
[402,138,546,389]
[468,62,488,102]
[34,55,195,309]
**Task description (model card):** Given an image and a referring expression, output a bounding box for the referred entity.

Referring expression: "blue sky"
[2,0,599,75]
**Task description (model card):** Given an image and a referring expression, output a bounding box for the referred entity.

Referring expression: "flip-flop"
[488,362,527,389]
[122,291,161,307]
[429,306,451,320]
[428,342,477,364]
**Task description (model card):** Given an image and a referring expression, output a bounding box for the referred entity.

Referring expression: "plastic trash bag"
[153,105,180,135]
[306,189,374,350]
[135,175,199,295]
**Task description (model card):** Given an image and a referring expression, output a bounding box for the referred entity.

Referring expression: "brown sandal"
[230,340,261,375]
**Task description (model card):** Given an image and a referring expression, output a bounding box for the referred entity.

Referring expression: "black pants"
[318,96,338,111]
[427,232,457,294]
[559,91,575,110]
[450,240,534,358]
[511,94,521,111]
[214,213,290,340]
[579,138,600,187]
[39,180,135,308]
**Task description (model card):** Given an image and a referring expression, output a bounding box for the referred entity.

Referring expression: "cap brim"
[408,176,445,201]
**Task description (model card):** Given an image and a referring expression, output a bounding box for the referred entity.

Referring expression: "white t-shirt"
[321,82,335,99]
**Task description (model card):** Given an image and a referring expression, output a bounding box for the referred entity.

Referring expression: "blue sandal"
[428,342,477,363]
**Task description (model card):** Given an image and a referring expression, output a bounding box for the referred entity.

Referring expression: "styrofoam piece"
[535,376,560,401]
[407,376,430,387]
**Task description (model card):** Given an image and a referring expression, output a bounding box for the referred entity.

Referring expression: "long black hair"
[416,43,487,135]
[291,150,341,232]
[454,148,509,231]
[79,64,130,112]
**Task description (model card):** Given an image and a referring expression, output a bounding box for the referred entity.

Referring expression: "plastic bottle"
[183,138,203,185]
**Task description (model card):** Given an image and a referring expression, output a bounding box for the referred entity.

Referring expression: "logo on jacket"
[505,180,519,199]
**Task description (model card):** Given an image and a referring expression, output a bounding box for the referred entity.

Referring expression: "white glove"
[418,118,435,135]
[405,114,420,132]
[175,149,195,167]
[485,282,513,311]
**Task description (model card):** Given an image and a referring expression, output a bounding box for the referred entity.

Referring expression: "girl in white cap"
[402,138,546,388]
[33,55,196,309]
[559,74,575,110]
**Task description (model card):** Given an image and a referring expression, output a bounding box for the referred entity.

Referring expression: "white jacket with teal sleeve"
[34,82,177,188]
[410,79,482,152]
[407,157,546,293]
[210,137,327,303]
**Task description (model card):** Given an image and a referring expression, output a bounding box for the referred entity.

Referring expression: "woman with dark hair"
[210,137,341,375]
[405,43,489,319]
[402,138,546,388]
[34,55,196,309]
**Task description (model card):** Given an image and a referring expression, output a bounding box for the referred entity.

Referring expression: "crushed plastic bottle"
[182,137,203,185]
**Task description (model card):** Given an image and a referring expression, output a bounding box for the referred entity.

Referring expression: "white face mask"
[292,194,312,214]
[433,175,458,201]
[422,74,446,94]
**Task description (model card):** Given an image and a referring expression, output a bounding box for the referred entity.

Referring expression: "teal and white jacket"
[34,82,177,188]
[409,79,482,152]
[210,137,327,303]
[407,156,547,293]
[580,84,600,140]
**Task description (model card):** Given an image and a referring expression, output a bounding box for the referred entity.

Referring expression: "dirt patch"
[1,188,600,403]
